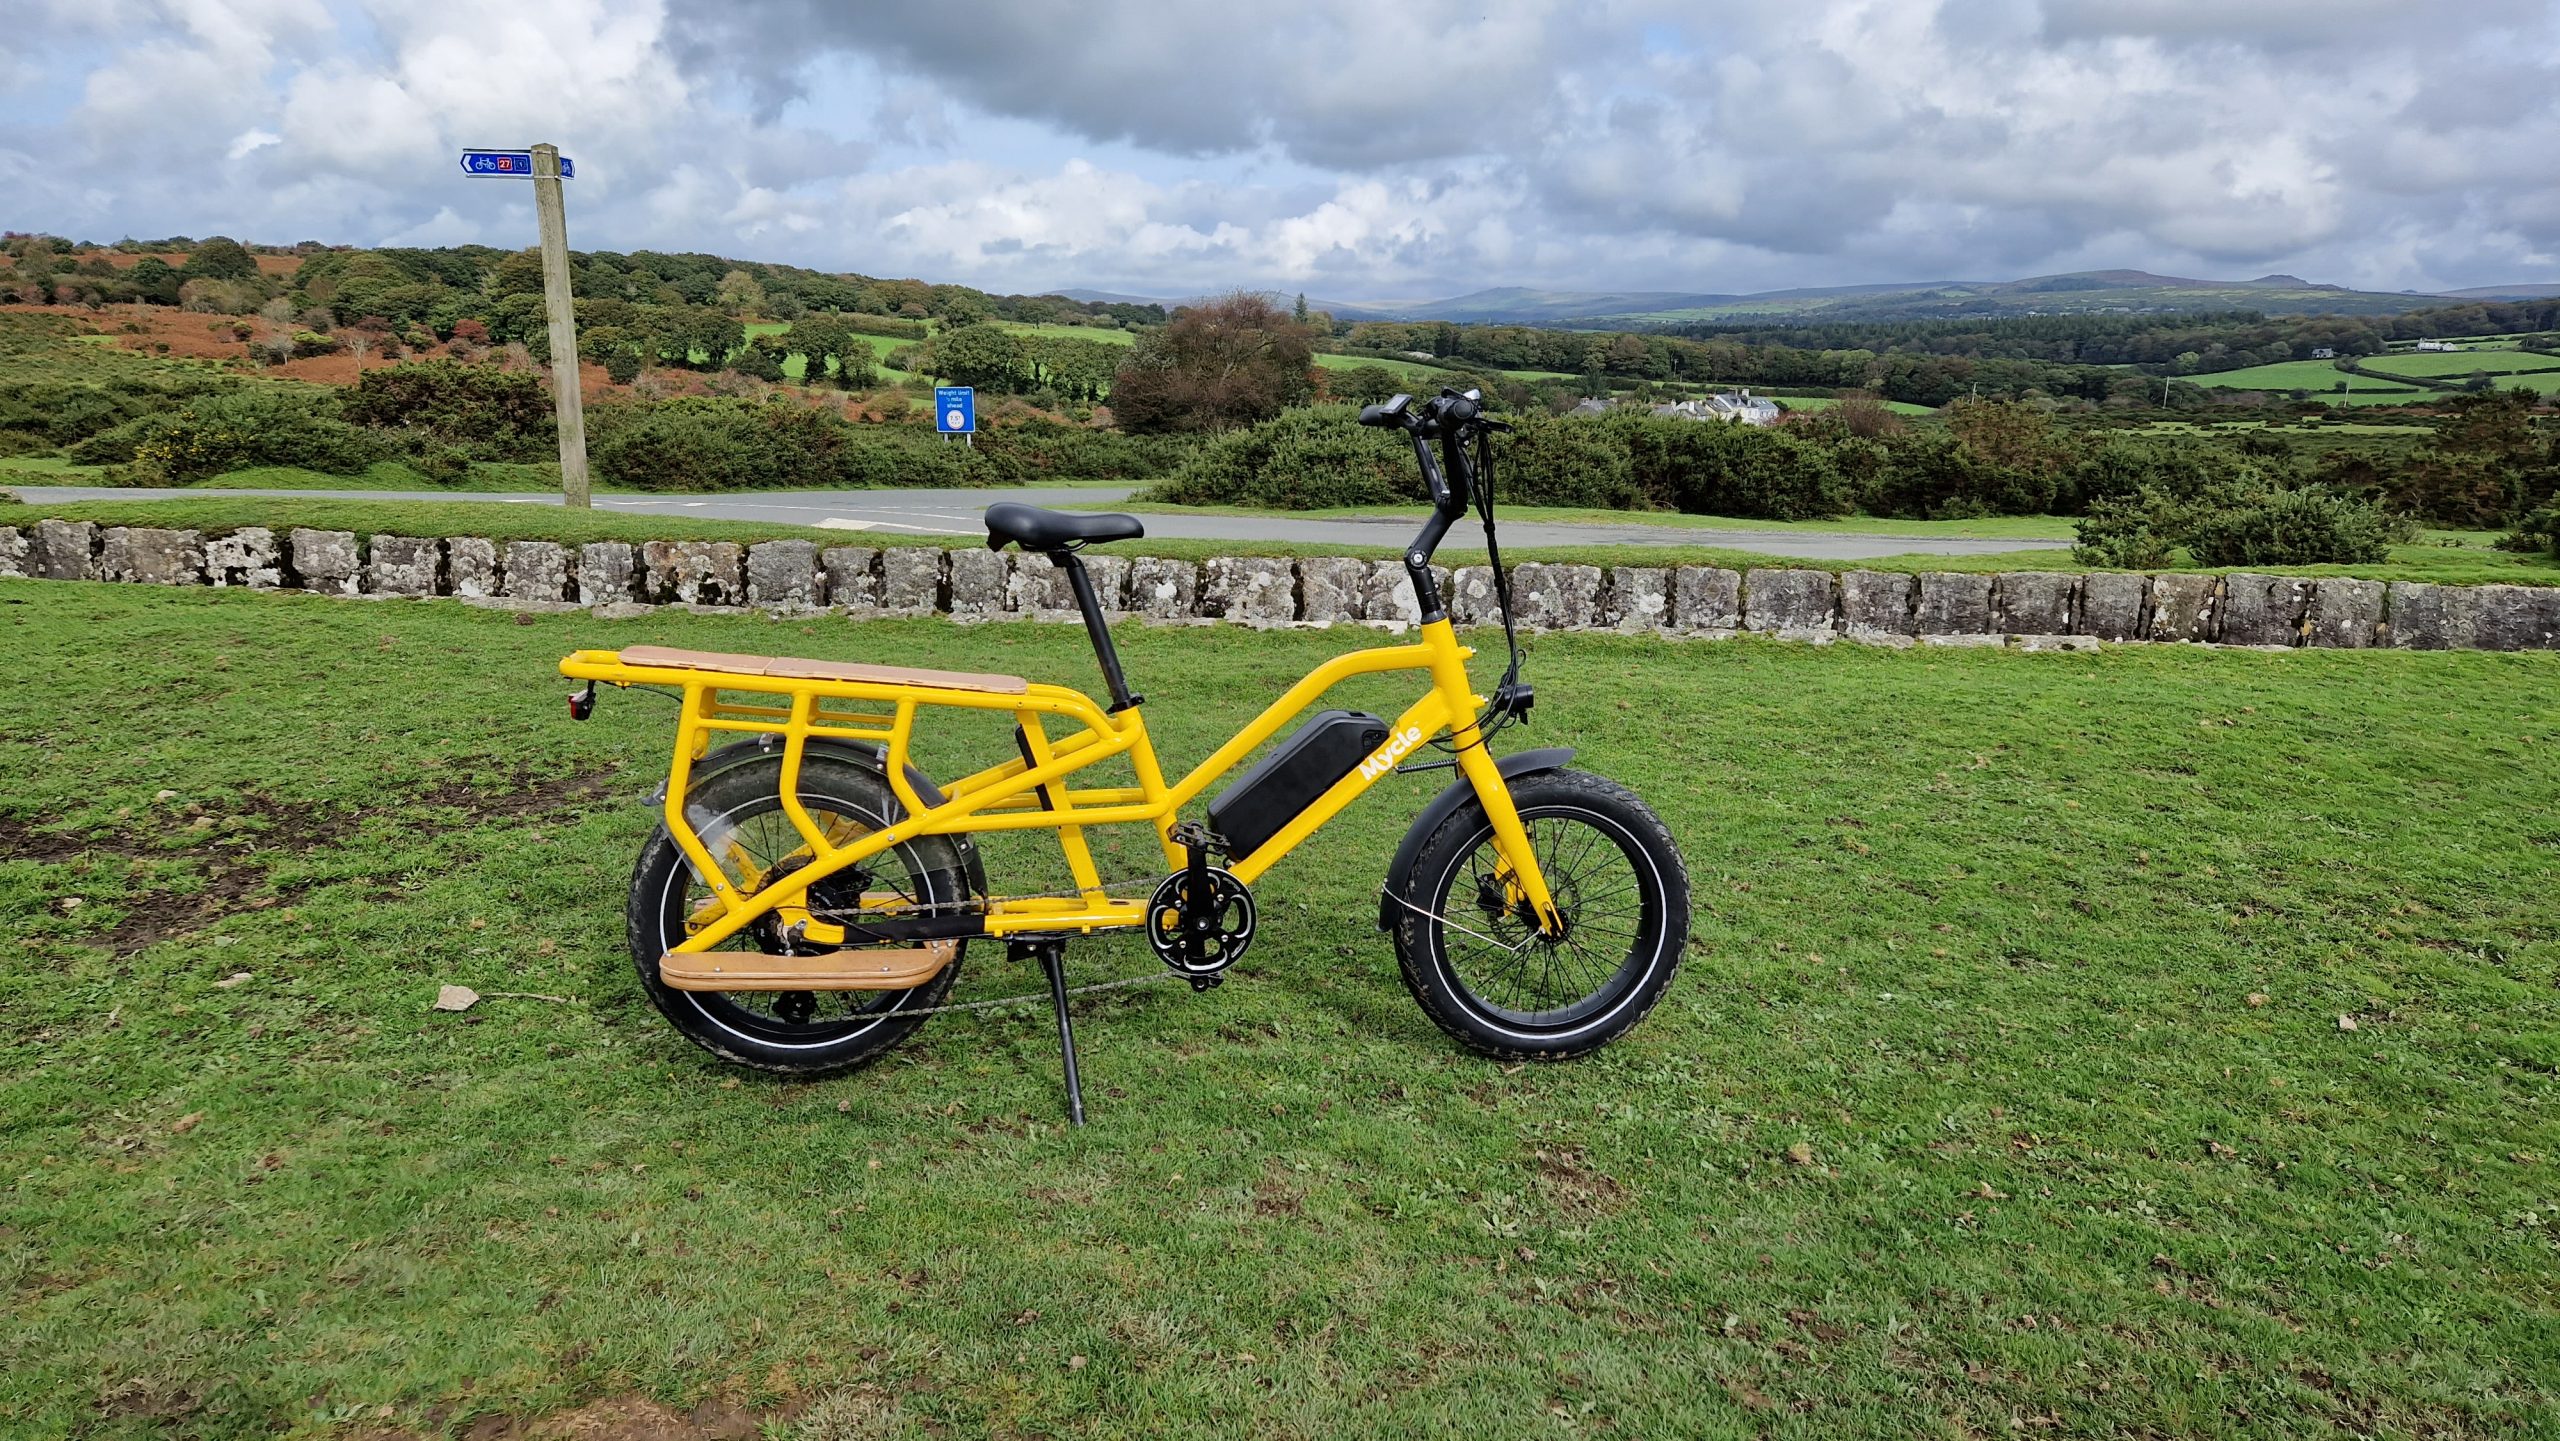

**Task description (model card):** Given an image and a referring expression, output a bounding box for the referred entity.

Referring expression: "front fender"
[1376,747,1575,931]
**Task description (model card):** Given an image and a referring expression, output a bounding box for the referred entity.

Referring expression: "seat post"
[1051,551,1139,712]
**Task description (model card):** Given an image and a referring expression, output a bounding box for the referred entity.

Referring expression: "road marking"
[815,518,873,531]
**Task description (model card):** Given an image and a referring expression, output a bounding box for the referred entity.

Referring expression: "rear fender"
[669,736,987,900]
[1376,747,1575,931]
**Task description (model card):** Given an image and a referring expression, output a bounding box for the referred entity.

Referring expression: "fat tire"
[625,756,971,1077]
[1391,768,1688,1061]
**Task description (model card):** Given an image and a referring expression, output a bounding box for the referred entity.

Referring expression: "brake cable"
[1430,416,1533,756]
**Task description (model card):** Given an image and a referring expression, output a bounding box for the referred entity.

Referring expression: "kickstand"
[1015,939,1086,1126]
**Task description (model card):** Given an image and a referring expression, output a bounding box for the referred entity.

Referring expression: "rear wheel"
[1391,768,1688,1060]
[626,756,974,1076]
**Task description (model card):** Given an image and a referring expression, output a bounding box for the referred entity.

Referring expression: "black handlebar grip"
[1358,394,1414,429]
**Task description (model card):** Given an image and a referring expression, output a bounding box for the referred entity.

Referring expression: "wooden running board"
[660,943,957,992]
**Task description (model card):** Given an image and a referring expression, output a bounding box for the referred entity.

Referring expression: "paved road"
[16,484,2067,560]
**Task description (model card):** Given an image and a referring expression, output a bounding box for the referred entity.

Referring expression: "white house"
[2310,347,2337,359]
[2414,339,2463,352]
[1649,389,1783,426]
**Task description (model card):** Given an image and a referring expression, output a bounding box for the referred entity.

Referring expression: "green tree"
[929,323,1027,391]
[1109,292,1317,433]
[181,236,259,282]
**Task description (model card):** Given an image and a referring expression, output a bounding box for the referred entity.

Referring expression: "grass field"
[2360,352,2560,380]
[2,584,2555,1437]
[7,494,2556,587]
[1766,394,1941,418]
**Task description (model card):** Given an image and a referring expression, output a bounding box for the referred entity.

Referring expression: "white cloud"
[2,0,2555,296]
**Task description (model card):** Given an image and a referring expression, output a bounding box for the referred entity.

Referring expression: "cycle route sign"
[461,150,575,178]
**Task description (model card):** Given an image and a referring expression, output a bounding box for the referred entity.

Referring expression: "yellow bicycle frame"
[559,616,1560,956]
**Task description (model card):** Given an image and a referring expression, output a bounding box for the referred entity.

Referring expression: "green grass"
[997,322,1137,345]
[2361,351,2560,380]
[2,583,2556,1436]
[1765,394,1941,417]
[6,494,2556,586]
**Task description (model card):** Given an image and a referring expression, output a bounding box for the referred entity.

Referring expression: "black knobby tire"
[1391,768,1689,1060]
[626,755,973,1076]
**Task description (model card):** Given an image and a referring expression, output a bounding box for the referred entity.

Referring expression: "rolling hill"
[1060,271,2521,328]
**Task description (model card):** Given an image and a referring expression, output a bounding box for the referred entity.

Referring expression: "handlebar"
[1361,388,1498,521]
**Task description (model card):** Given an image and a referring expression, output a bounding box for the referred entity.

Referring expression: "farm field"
[2360,350,2560,379]
[2195,360,2428,405]
[1767,393,1940,417]
[2,584,2555,1437]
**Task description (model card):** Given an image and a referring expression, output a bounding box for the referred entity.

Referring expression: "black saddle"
[983,502,1144,553]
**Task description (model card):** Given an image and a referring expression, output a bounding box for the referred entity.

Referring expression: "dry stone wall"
[2,520,2556,653]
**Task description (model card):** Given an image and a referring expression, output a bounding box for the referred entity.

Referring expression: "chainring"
[1145,867,1256,979]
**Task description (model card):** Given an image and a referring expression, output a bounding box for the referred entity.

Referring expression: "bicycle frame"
[559,614,1561,958]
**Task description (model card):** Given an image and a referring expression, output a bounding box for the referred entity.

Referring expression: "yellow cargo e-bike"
[560,390,1689,1121]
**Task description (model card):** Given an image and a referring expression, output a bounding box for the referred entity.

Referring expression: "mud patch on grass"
[7,768,624,954]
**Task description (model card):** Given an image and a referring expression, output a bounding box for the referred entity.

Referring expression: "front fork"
[1425,621,1563,935]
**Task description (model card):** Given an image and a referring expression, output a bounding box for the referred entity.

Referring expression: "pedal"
[1146,823,1254,981]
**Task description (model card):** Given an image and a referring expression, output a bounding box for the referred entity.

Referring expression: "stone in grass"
[446,537,500,599]
[744,540,822,610]
[577,542,637,605]
[2302,578,2382,649]
[1993,572,2076,636]
[820,546,879,608]
[366,536,441,598]
[99,527,205,585]
[1296,557,1369,626]
[1838,570,1915,637]
[205,528,281,589]
[502,540,577,604]
[2147,573,2217,642]
[1358,559,1448,626]
[1671,566,1741,631]
[1743,568,1836,634]
[1127,557,1198,619]
[878,547,946,612]
[1201,556,1294,624]
[1915,572,1993,636]
[1601,567,1670,632]
[637,540,744,607]
[2076,572,2147,641]
[287,528,359,596]
[2216,573,2309,647]
[0,525,25,580]
[1509,563,1603,630]
[946,546,1009,614]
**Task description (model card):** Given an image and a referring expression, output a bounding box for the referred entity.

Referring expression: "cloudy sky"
[6,0,2557,301]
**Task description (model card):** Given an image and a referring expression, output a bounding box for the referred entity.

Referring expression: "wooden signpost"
[461,144,590,509]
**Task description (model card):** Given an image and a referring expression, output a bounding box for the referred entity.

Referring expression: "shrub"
[2500,504,2560,559]
[119,389,389,483]
[1605,415,1847,519]
[342,360,554,459]
[2187,486,2409,567]
[1141,405,1415,508]
[586,397,986,492]
[1488,414,1646,509]
[970,419,1196,486]
[2078,477,2410,569]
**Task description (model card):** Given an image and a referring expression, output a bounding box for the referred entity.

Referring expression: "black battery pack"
[1206,709,1392,860]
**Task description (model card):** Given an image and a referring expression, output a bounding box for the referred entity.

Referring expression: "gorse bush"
[585,400,1191,492]
[2186,486,2412,568]
[102,389,387,483]
[342,361,554,460]
[1607,414,1848,518]
[1144,406,1418,509]
[2074,469,2413,569]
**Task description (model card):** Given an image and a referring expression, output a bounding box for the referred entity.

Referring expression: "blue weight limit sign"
[935,386,976,434]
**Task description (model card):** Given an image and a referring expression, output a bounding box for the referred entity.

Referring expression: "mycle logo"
[1358,726,1425,781]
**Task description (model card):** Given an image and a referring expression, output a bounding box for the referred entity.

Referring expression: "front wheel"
[1391,768,1689,1060]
